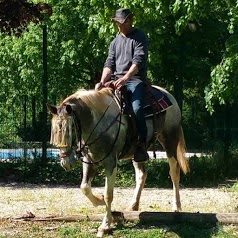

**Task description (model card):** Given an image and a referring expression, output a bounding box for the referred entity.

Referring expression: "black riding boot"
[134,142,149,162]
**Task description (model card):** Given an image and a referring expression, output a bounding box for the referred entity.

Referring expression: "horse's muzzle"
[59,149,77,172]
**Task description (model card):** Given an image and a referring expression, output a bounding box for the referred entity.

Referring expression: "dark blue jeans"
[124,78,147,143]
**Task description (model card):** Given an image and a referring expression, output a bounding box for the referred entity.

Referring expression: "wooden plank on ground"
[114,211,238,224]
[11,211,238,225]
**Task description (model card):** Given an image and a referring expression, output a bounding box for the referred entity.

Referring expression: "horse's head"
[47,103,78,171]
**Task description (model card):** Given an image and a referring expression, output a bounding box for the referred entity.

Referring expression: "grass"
[0,220,237,238]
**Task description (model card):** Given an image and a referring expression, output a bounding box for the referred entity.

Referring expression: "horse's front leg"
[128,161,147,211]
[97,163,117,237]
[168,157,181,212]
[80,158,105,206]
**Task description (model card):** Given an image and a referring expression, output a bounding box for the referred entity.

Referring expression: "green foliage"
[231,182,238,192]
[0,0,232,100]
[203,2,238,113]
[205,51,238,113]
[1,0,238,150]
[0,159,83,185]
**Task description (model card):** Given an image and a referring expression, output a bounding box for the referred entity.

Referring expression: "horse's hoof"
[172,207,182,212]
[96,230,104,238]
[94,195,105,206]
[127,204,139,211]
[96,228,111,237]
[172,204,182,212]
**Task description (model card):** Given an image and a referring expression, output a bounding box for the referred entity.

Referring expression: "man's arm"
[95,67,112,90]
[132,30,148,79]
[95,40,116,90]
[100,67,112,84]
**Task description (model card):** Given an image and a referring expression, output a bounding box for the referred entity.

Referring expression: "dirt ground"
[0,182,237,219]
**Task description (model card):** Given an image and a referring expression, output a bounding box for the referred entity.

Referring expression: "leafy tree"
[201,1,238,113]
[0,0,237,149]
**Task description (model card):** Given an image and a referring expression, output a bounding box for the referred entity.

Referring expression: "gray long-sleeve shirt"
[104,28,148,80]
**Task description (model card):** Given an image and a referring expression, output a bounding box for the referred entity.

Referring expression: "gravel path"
[0,183,237,219]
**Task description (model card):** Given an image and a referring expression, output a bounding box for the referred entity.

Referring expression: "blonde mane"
[62,88,115,112]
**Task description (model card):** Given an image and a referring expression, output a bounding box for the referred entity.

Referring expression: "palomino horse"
[47,85,190,237]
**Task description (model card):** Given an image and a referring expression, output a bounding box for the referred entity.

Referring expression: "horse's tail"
[177,126,190,174]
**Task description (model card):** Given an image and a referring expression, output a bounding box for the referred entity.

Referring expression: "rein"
[75,95,123,165]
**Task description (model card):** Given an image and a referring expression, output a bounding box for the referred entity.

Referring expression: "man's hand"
[114,76,128,90]
[95,82,104,91]
[114,64,138,89]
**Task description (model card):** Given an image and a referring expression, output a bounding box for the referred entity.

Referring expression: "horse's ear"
[47,103,57,115]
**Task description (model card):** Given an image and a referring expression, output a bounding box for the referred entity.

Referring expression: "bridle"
[71,95,123,165]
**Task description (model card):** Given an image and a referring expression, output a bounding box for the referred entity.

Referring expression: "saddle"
[144,85,173,116]
[103,81,173,159]
[104,81,172,115]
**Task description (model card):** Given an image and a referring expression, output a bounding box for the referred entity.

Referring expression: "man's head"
[112,8,133,24]
[112,8,133,35]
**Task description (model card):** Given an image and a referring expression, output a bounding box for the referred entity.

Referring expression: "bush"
[1,145,238,188]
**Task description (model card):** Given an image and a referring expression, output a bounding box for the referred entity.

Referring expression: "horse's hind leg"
[80,158,105,206]
[128,161,147,211]
[168,157,181,211]
[159,133,182,212]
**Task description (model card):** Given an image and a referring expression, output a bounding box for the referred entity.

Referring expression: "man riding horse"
[95,8,149,163]
[47,8,190,237]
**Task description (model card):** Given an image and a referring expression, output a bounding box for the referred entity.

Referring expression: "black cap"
[112,8,133,24]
